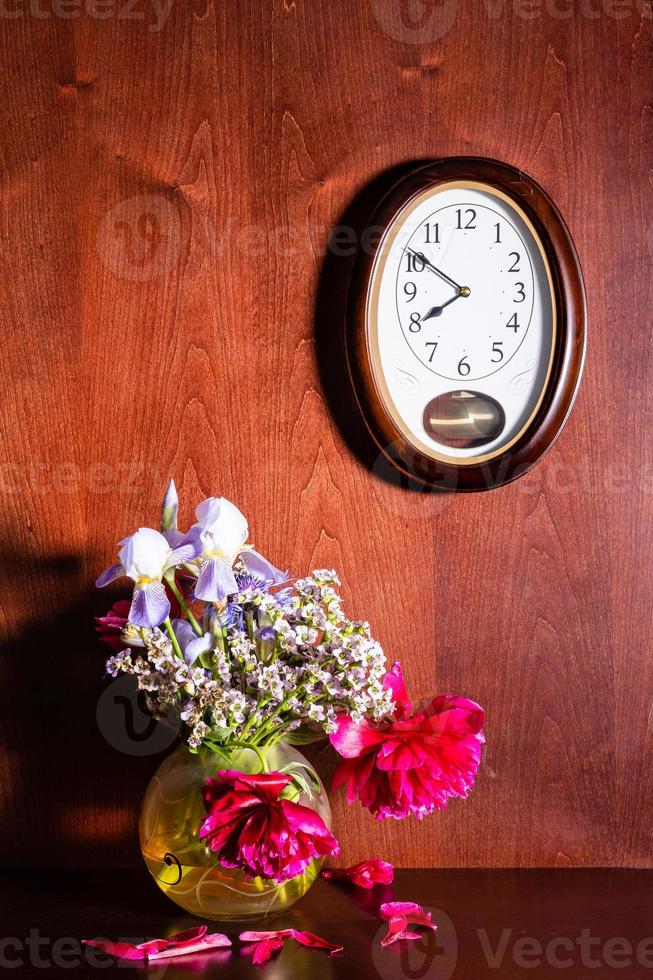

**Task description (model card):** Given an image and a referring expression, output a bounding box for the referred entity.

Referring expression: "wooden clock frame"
[345,157,587,492]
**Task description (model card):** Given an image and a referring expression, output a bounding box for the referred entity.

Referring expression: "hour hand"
[422,294,461,320]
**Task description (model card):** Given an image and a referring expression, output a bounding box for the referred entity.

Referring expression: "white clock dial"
[369,180,555,463]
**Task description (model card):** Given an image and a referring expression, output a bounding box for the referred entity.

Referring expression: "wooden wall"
[0,0,651,869]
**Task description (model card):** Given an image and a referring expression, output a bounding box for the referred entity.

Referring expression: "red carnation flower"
[330,661,484,820]
[94,599,131,650]
[199,770,339,882]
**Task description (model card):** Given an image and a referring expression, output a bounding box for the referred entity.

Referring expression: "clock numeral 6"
[491,341,504,362]
[409,311,421,333]
[458,355,471,376]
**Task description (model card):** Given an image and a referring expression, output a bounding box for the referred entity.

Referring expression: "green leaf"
[283,725,327,746]
[279,761,321,802]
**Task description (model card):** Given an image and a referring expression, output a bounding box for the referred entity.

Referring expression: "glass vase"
[139,742,331,922]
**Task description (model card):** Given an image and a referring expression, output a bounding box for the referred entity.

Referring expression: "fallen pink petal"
[379,901,437,947]
[82,926,232,961]
[322,858,394,888]
[240,928,342,963]
[289,929,343,954]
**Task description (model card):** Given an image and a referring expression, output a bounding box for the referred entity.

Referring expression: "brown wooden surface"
[4,868,653,978]
[0,2,651,870]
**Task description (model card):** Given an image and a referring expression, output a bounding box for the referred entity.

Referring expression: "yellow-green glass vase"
[139,742,331,922]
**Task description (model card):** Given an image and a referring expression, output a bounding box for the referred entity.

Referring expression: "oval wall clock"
[346,158,586,491]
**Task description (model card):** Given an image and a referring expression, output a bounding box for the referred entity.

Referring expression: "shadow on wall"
[0,560,174,869]
[314,158,437,494]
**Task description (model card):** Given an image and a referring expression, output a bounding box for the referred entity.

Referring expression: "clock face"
[368,180,556,464]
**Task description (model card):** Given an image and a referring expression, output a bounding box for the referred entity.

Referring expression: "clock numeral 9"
[458,355,470,376]
[409,311,421,333]
[456,208,476,230]
[491,341,504,362]
[404,281,417,302]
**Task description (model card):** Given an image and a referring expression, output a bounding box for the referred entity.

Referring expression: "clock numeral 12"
[456,208,476,230]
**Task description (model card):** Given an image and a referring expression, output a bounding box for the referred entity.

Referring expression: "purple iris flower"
[184,497,288,603]
[96,527,198,629]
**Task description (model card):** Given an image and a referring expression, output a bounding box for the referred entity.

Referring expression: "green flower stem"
[167,576,203,636]
[239,700,267,742]
[230,741,268,773]
[253,693,300,742]
[164,617,184,660]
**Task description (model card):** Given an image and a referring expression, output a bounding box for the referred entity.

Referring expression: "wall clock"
[346,158,586,491]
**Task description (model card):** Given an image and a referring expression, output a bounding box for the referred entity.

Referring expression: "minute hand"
[407,247,464,293]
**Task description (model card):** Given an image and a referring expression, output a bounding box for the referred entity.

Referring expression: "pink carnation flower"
[94,599,131,650]
[329,661,484,820]
[199,770,339,882]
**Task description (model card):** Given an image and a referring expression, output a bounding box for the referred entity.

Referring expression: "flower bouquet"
[96,483,485,921]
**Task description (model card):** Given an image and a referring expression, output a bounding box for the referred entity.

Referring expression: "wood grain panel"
[0,0,650,868]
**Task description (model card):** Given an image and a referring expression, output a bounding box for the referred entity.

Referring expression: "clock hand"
[422,294,462,319]
[407,247,471,297]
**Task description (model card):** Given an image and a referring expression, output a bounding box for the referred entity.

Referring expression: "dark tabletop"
[2,868,653,979]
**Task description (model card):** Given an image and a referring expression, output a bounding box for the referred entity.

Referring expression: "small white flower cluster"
[105,567,395,751]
